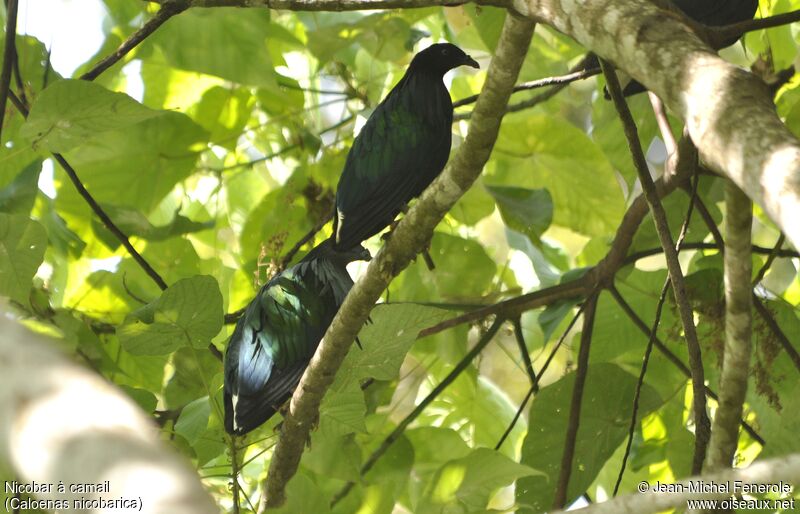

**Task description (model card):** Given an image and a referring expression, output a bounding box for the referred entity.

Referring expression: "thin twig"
[0,0,19,142]
[614,170,699,493]
[752,234,785,286]
[715,9,800,44]
[552,292,598,509]
[602,60,710,474]
[495,303,587,451]
[753,298,800,373]
[453,65,600,108]
[329,318,506,507]
[611,281,666,496]
[277,213,333,270]
[609,288,764,446]
[80,1,189,81]
[53,154,168,290]
[512,316,537,387]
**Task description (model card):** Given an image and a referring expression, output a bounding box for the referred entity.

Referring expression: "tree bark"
[0,311,218,514]
[705,182,753,471]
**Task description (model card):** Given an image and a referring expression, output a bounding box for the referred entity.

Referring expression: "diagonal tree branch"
[80,0,189,81]
[602,60,709,473]
[258,14,537,510]
[552,292,598,509]
[509,0,800,251]
[704,182,753,471]
[9,88,170,292]
[0,0,19,143]
[609,287,764,446]
[613,170,700,494]
[330,318,505,507]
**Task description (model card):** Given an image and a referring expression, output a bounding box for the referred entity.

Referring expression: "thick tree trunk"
[0,312,219,514]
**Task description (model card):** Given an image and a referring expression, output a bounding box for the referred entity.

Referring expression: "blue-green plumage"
[224,241,370,435]
[333,43,479,251]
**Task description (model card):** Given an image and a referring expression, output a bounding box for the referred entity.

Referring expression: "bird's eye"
[442,48,450,56]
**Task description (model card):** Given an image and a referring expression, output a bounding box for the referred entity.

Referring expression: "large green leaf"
[489,113,626,237]
[57,112,207,216]
[0,214,47,303]
[148,8,294,87]
[486,185,553,242]
[418,448,541,513]
[20,80,162,153]
[320,303,452,436]
[118,275,223,355]
[0,160,42,215]
[516,363,664,513]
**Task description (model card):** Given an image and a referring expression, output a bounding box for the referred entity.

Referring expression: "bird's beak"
[464,55,480,69]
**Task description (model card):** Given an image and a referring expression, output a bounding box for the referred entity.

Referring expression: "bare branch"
[80,1,189,81]
[552,292,598,509]
[496,302,586,450]
[0,0,19,142]
[603,59,709,473]
[608,288,764,446]
[705,183,754,471]
[53,154,168,290]
[330,318,505,507]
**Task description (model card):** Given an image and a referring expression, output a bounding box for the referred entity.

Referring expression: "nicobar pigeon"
[332,43,479,253]
[611,0,759,96]
[224,240,370,435]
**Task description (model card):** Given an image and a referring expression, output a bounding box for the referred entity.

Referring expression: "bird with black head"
[332,43,479,259]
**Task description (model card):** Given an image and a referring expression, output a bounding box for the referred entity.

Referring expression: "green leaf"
[20,80,162,153]
[486,185,553,242]
[319,378,367,438]
[429,233,496,299]
[449,179,495,226]
[90,205,213,247]
[516,363,664,513]
[164,347,222,408]
[118,385,158,413]
[0,214,47,303]
[268,472,331,514]
[345,303,453,382]
[420,448,541,513]
[149,8,290,87]
[321,303,452,437]
[490,114,625,237]
[118,275,223,355]
[0,160,42,215]
[57,112,207,216]
[465,5,506,51]
[175,396,211,445]
[188,86,255,148]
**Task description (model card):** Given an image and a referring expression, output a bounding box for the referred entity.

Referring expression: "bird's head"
[410,43,479,76]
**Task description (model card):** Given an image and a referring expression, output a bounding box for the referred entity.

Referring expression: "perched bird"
[608,0,759,96]
[332,43,479,253]
[224,240,370,435]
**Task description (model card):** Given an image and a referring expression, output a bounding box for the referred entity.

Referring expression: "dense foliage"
[2,0,799,512]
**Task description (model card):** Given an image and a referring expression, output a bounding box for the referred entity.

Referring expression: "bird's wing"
[335,96,450,249]
[672,0,757,25]
[225,272,331,433]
